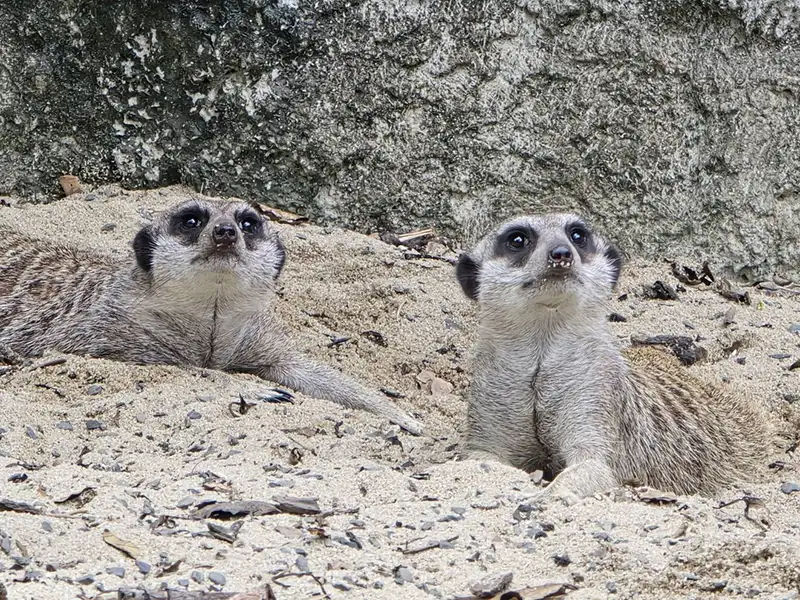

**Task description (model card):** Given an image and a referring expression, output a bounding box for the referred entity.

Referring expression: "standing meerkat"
[0,198,422,434]
[456,213,770,501]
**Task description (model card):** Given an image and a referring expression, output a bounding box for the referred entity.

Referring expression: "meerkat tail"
[259,354,423,435]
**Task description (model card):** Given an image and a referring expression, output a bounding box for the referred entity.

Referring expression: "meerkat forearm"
[258,354,422,435]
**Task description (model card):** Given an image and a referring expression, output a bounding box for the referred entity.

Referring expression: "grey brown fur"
[456,213,770,501]
[0,199,421,434]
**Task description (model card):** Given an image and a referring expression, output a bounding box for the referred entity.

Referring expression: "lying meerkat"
[0,198,422,434]
[455,213,770,501]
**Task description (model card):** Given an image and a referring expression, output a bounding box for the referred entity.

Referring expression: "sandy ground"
[0,185,799,600]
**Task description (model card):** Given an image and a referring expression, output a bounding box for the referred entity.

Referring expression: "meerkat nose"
[213,223,238,247]
[547,245,574,270]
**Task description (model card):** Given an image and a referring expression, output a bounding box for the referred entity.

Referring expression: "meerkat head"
[456,213,622,312]
[132,199,286,290]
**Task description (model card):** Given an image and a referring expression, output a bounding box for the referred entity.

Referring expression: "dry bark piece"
[58,174,83,196]
[194,501,279,519]
[0,498,41,514]
[630,334,708,366]
[642,281,679,300]
[635,487,678,504]
[402,534,459,554]
[258,205,308,225]
[116,585,277,599]
[272,495,321,515]
[103,531,143,560]
[207,521,243,543]
[670,261,714,286]
[54,486,97,508]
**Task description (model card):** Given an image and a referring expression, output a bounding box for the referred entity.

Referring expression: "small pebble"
[780,482,800,494]
[191,571,204,583]
[420,521,434,531]
[56,421,73,431]
[135,413,147,423]
[100,223,116,232]
[177,579,190,587]
[395,566,414,584]
[296,556,309,572]
[86,420,105,431]
[85,384,104,395]
[186,410,202,420]
[469,571,514,597]
[607,580,618,593]
[769,353,791,360]
[209,572,226,586]
[175,496,195,509]
[41,521,53,533]
[196,393,216,402]
[136,560,151,574]
[106,566,125,578]
[26,426,38,440]
[789,324,800,334]
[75,574,95,585]
[553,553,571,566]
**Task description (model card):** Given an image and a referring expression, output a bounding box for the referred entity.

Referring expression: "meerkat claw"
[255,388,295,404]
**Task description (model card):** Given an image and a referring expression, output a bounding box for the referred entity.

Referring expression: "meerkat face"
[456,213,622,310]
[132,199,286,289]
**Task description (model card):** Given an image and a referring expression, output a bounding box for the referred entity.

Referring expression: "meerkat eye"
[239,216,260,234]
[182,214,203,229]
[570,226,588,247]
[505,231,529,251]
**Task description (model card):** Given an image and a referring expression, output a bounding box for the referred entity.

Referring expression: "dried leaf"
[103,531,143,560]
[194,501,279,520]
[259,205,308,225]
[492,583,577,599]
[54,486,97,508]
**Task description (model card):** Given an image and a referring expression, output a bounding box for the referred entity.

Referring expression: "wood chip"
[103,531,143,560]
[58,174,83,196]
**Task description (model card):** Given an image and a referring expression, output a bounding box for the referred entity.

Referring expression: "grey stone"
[55,421,73,431]
[780,482,800,494]
[209,572,226,586]
[135,561,151,574]
[395,566,414,584]
[106,566,125,578]
[2,2,800,281]
[85,384,104,396]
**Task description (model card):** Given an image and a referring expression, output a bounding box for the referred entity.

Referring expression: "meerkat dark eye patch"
[456,254,481,301]
[133,226,157,272]
[604,244,623,287]
[494,225,537,266]
[169,206,210,244]
[565,221,597,260]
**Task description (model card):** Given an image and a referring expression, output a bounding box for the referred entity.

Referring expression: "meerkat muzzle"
[547,245,574,272]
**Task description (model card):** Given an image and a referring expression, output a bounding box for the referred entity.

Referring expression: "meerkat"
[455,213,770,501]
[0,198,422,435]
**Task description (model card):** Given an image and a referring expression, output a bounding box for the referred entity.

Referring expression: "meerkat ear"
[604,244,623,288]
[456,253,481,301]
[133,226,156,272]
[273,237,286,280]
